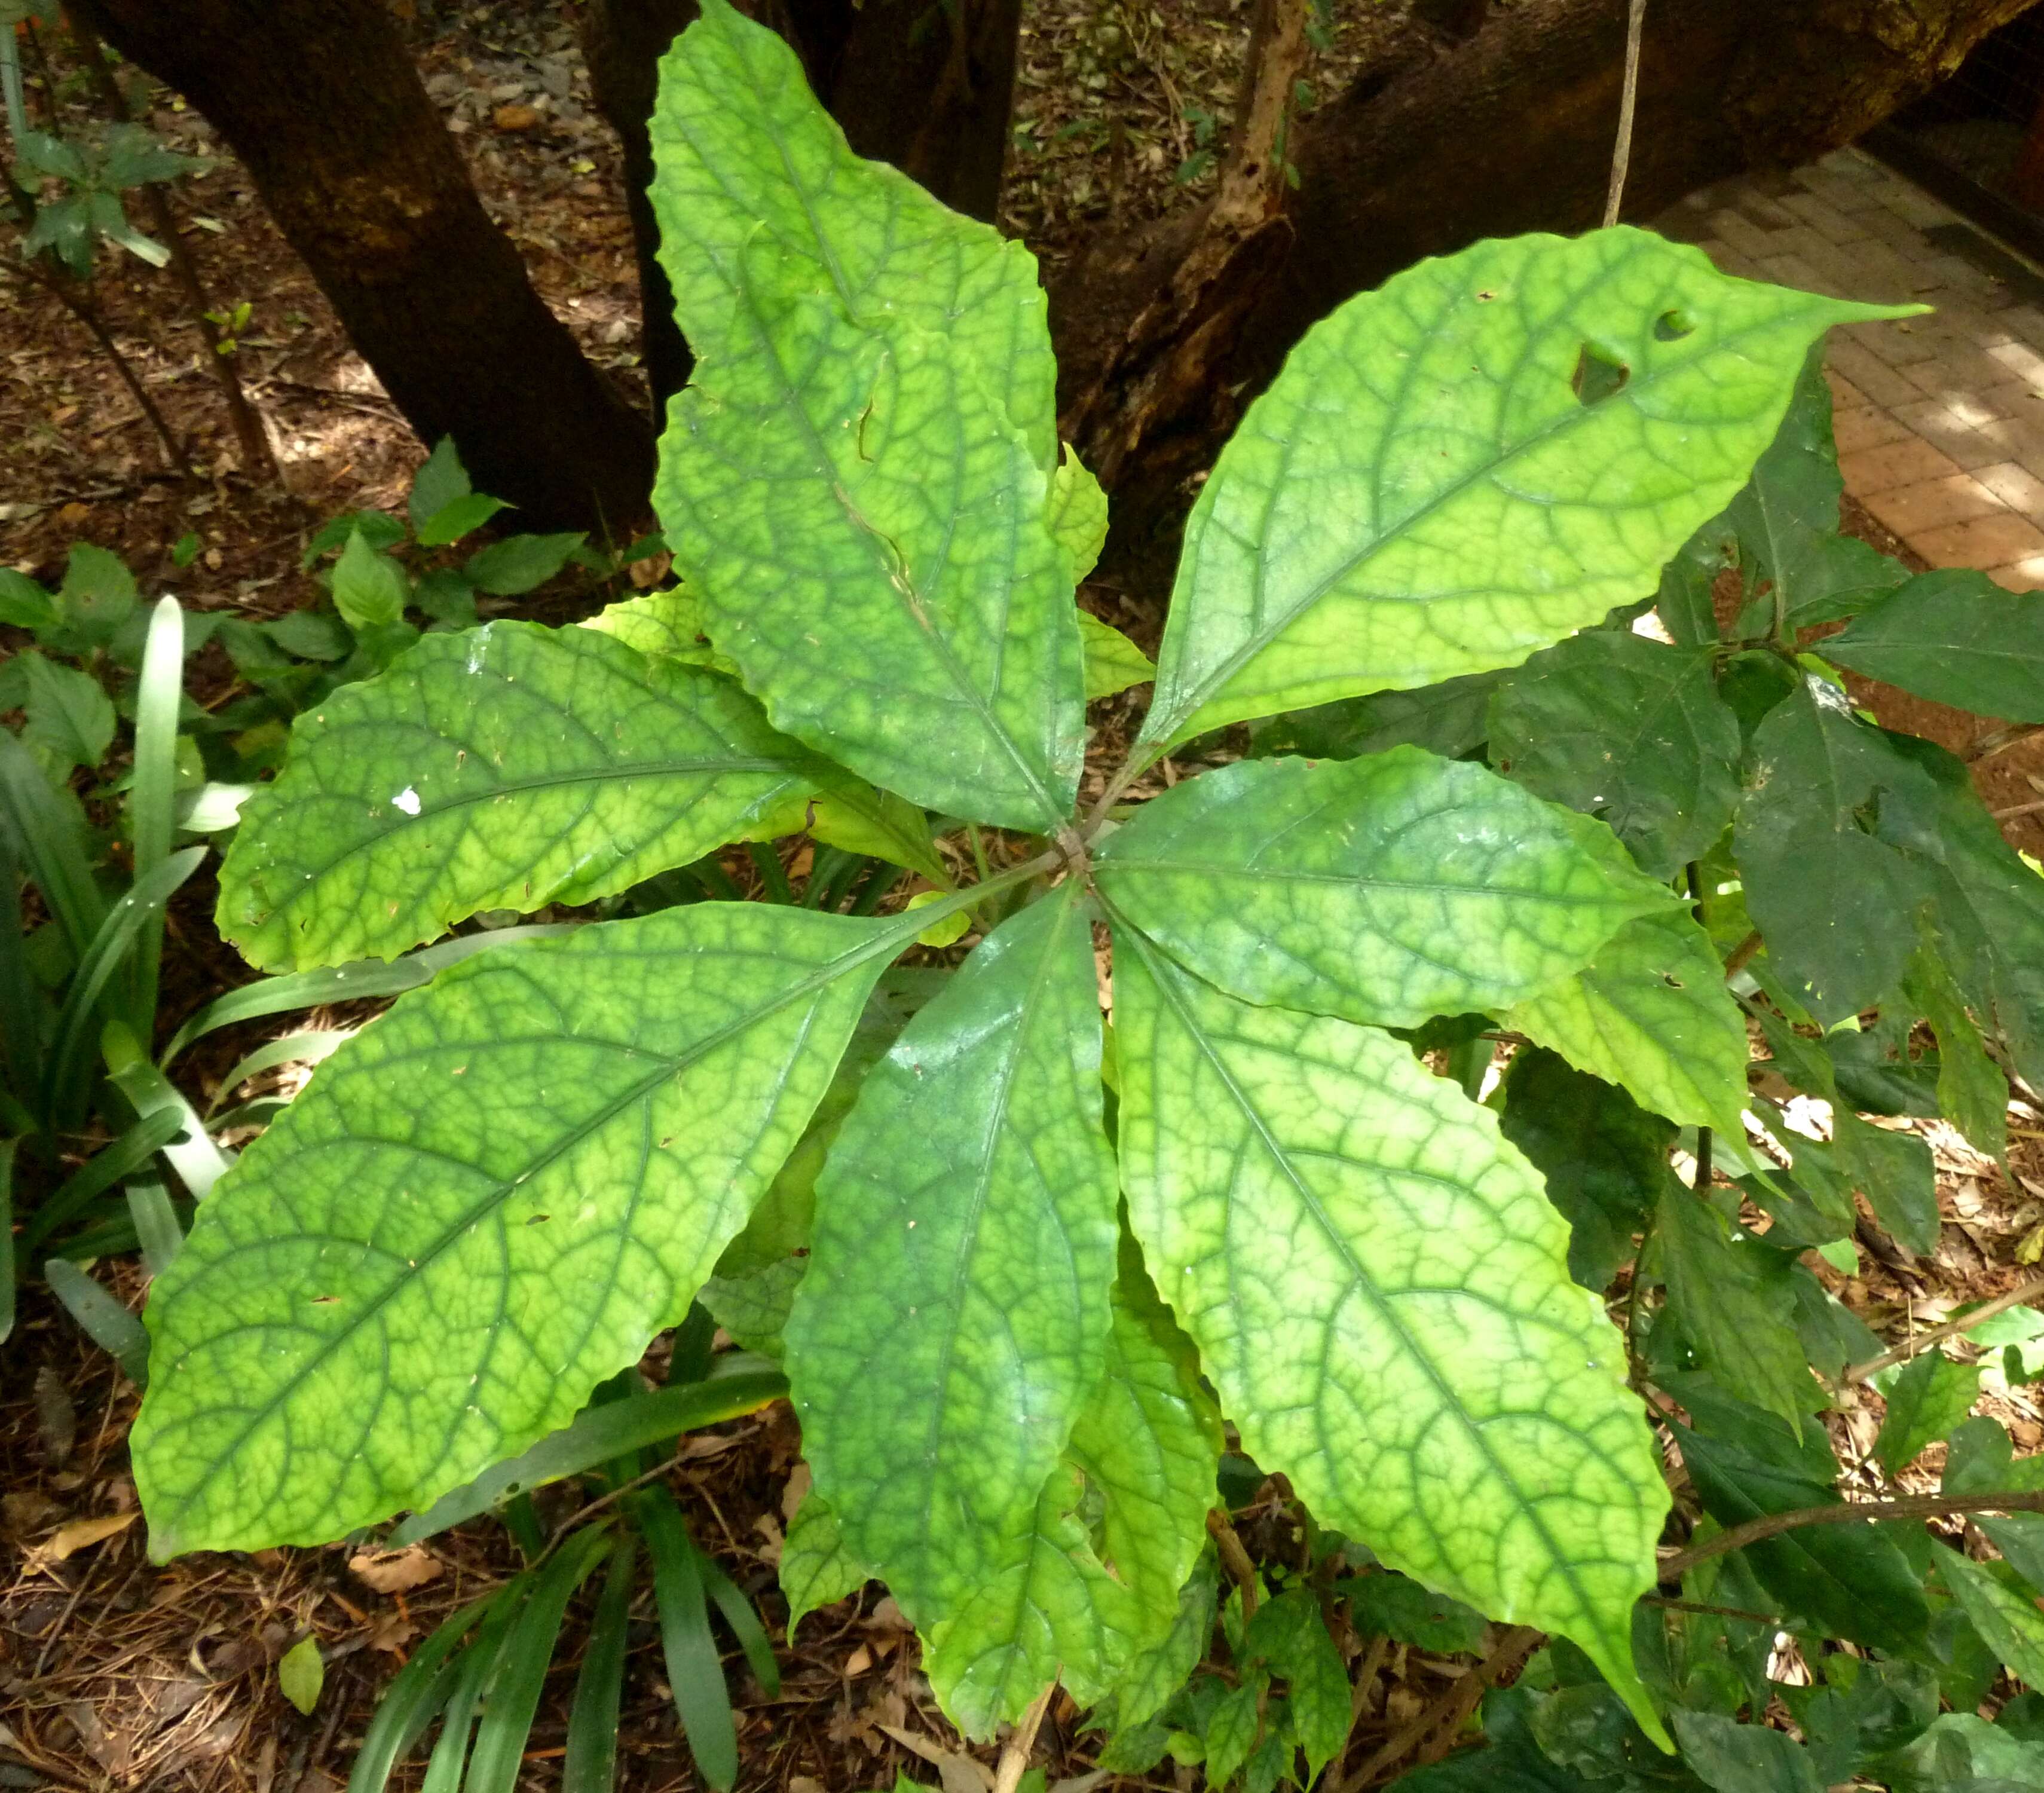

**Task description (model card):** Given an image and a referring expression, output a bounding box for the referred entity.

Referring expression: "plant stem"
[1602,0,1648,226]
[1844,1269,2044,1385]
[1345,1624,1542,1786]
[1722,928,1763,978]
[1659,1488,2044,1581]
[990,1680,1057,1793]
[66,9,278,481]
[1693,1125,1713,1192]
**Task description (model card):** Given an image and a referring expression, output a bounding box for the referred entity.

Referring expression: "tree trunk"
[70,0,657,535]
[1052,0,2043,532]
[579,0,1021,415]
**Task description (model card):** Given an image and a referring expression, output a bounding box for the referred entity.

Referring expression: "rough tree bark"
[578,0,1023,415]
[69,0,657,534]
[1053,0,2044,525]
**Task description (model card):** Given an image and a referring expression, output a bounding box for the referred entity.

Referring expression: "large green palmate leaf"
[1488,630,1743,879]
[1109,925,1670,1738]
[657,243,1083,831]
[1826,570,2044,723]
[649,0,1055,467]
[924,1243,1222,1733]
[1094,748,1675,1030]
[133,904,911,1557]
[1507,909,1750,1136]
[216,623,813,971]
[1138,228,1910,746]
[787,883,1121,1654]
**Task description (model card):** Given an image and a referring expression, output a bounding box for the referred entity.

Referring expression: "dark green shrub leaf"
[1671,1709,1822,1792]
[1488,631,1741,878]
[331,528,409,632]
[463,531,583,597]
[1340,1571,1487,1655]
[1096,749,1675,1029]
[19,651,115,772]
[1828,570,2044,724]
[1248,670,1502,763]
[1499,1048,1673,1293]
[1872,1350,1979,1477]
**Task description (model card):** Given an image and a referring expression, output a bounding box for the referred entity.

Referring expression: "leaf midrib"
[1148,268,1838,742]
[1115,919,1610,1639]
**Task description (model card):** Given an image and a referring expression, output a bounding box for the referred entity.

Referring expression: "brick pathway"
[1659,150,2044,589]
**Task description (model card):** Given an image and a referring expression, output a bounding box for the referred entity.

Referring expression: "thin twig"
[1602,0,1648,226]
[1844,1271,2044,1385]
[1659,1488,2044,1581]
[991,1679,1057,1793]
[1994,798,2044,821]
[1722,929,1763,979]
[1344,1624,1542,1787]
[1968,722,2044,764]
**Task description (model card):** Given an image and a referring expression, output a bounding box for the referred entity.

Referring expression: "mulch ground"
[7,2,2044,1791]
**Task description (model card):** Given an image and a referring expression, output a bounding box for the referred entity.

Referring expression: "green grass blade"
[41,846,206,1127]
[417,1589,527,1793]
[128,596,186,1030]
[564,1534,637,1793]
[158,925,577,1067]
[125,1172,184,1277]
[0,728,107,962]
[388,1364,786,1547]
[635,1485,739,1791]
[0,828,48,1119]
[346,1592,501,1793]
[44,1257,149,1384]
[463,1528,613,1793]
[695,1551,779,1697]
[102,1027,233,1201]
[0,1138,18,1345]
[18,1107,189,1257]
[206,1029,351,1116]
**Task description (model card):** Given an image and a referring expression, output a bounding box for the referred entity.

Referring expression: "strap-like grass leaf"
[659,257,1083,830]
[1096,749,1675,1029]
[1488,632,1742,879]
[1139,230,1913,747]
[1827,568,2044,724]
[1110,926,1669,1739]
[346,1590,497,1793]
[650,0,1056,466]
[1507,909,1749,1135]
[216,622,818,971]
[788,882,1119,1636]
[637,1485,740,1791]
[564,1534,637,1793]
[132,904,908,1558]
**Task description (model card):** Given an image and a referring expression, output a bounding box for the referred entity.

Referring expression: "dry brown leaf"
[366,1610,420,1655]
[348,1546,442,1593]
[492,104,541,132]
[781,1461,813,1524]
[38,1510,137,1562]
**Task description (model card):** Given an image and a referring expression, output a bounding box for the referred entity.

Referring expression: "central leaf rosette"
[127,0,1919,1757]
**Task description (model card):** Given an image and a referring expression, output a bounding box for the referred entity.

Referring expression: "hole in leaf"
[311,1294,339,1305]
[1660,973,1685,989]
[526,1212,552,1225]
[1571,344,1631,406]
[1654,308,1696,341]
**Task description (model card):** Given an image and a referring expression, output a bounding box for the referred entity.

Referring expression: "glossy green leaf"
[1241,1590,1349,1779]
[1488,631,1741,878]
[1879,1712,2044,1793]
[1735,677,1935,1026]
[464,532,583,597]
[1098,1554,1220,1731]
[1079,611,1155,700]
[1140,229,1909,745]
[807,782,949,886]
[699,1256,801,1360]
[1828,570,2044,723]
[1051,446,1110,580]
[579,585,734,675]
[20,651,115,772]
[133,903,907,1556]
[278,1635,325,1715]
[1671,1709,1823,1793]
[1506,909,1749,1134]
[1499,1048,1673,1292]
[1656,1183,1811,1434]
[780,1489,868,1634]
[332,528,409,632]
[657,252,1082,830]
[1875,732,2044,1093]
[1872,1350,1978,1476]
[1111,928,1669,1737]
[216,622,817,969]
[1939,1547,2044,1688]
[649,0,1055,465]
[1249,671,1502,764]
[788,885,1119,1693]
[1097,748,1674,1030]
